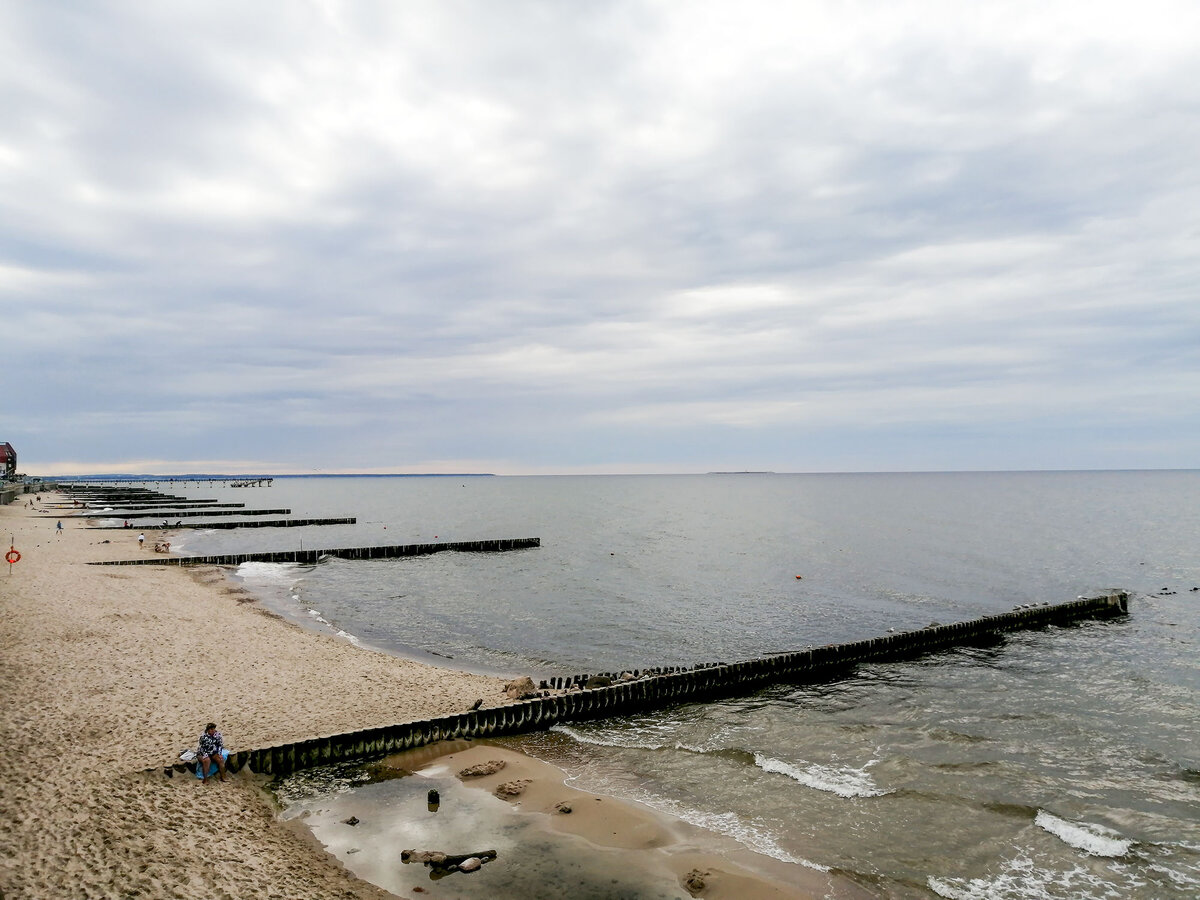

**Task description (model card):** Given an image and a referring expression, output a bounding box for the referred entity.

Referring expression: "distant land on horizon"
[46,472,497,480]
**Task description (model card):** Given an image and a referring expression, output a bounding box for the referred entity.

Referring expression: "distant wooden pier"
[59,477,273,487]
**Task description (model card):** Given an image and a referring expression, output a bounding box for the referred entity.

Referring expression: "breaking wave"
[549,725,889,798]
[1035,810,1133,858]
[753,753,889,798]
[549,723,707,754]
[235,561,305,584]
[929,851,1135,900]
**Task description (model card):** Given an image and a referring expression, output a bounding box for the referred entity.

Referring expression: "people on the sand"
[197,723,227,783]
[55,521,63,537]
[137,532,145,548]
[153,541,171,553]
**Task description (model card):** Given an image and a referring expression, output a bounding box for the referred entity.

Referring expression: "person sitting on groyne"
[197,723,227,784]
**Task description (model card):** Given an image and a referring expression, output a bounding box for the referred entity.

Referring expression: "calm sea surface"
[153,472,1199,898]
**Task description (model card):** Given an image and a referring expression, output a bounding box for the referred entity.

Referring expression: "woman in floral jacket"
[197,723,227,783]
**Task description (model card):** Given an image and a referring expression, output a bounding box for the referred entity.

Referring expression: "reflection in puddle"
[275,743,684,900]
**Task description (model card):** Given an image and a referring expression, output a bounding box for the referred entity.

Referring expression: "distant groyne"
[88,517,357,531]
[95,537,541,567]
[63,508,293,519]
[75,502,248,511]
[176,591,1128,778]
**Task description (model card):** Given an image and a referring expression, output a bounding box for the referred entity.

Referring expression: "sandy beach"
[0,493,851,899]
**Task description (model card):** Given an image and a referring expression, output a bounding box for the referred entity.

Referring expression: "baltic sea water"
[160,471,1199,898]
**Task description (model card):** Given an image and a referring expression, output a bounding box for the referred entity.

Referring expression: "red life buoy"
[5,549,20,564]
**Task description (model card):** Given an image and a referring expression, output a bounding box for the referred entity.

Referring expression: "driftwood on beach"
[401,849,498,867]
[401,849,498,877]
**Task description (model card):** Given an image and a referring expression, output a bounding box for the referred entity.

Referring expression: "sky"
[3,0,1198,476]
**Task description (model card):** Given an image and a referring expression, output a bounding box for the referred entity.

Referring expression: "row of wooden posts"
[174,591,1128,779]
[96,537,542,567]
[89,517,357,531]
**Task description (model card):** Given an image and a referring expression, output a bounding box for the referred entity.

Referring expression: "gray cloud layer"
[4,0,1198,473]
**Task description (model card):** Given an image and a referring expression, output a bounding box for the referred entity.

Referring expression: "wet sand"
[280,741,856,899]
[0,493,856,899]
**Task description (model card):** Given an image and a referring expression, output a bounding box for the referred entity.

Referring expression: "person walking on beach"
[55,521,63,537]
[197,723,227,784]
[137,532,145,549]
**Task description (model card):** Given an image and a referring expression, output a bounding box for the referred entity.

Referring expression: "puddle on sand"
[276,744,687,900]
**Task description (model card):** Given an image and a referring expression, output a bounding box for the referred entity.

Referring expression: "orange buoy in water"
[795,574,803,579]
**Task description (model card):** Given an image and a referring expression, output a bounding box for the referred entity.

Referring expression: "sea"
[124,471,1198,899]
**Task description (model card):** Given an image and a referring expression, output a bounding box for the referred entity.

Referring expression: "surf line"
[161,591,1128,779]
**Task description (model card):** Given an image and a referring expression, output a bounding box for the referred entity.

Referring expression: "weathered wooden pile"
[175,590,1128,779]
[94,537,541,567]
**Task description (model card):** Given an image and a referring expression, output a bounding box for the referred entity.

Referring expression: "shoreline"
[280,741,854,900]
[0,493,854,899]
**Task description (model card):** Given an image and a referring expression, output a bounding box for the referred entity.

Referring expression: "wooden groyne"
[95,536,541,567]
[47,498,230,507]
[67,508,293,520]
[191,591,1128,779]
[61,488,190,502]
[81,502,247,511]
[88,517,357,531]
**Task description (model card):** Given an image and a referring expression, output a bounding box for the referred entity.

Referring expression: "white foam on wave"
[671,805,830,872]
[753,753,889,798]
[611,787,830,872]
[299,608,361,645]
[1035,810,1133,858]
[236,561,304,584]
[230,563,365,648]
[929,853,1131,900]
[549,723,707,754]
[1147,854,1200,892]
[547,726,830,871]
[551,727,889,798]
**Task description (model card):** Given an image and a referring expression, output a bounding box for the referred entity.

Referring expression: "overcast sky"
[3,1,1198,476]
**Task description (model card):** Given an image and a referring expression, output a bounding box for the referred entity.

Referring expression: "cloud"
[3,1,1199,473]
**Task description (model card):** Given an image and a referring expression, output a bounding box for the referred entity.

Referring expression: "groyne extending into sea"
[168,590,1128,778]
[88,517,357,531]
[67,507,294,519]
[94,537,541,567]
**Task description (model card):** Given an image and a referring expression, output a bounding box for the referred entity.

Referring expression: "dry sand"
[0,494,852,899]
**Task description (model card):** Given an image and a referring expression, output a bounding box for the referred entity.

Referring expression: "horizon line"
[17,466,1199,480]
